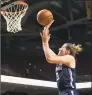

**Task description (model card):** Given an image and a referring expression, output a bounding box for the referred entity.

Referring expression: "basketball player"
[40,20,82,95]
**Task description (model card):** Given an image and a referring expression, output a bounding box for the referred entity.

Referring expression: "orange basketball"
[37,9,53,26]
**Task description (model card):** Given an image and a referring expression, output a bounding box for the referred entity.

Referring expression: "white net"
[1,1,28,33]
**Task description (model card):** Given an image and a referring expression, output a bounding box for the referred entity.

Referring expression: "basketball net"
[1,1,28,33]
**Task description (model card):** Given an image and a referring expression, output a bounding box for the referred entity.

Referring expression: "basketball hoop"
[1,1,28,33]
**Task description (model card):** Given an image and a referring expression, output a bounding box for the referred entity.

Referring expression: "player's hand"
[45,20,54,28]
[40,20,54,43]
[43,20,54,35]
[40,32,51,43]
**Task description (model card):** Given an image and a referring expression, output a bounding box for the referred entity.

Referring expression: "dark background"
[1,0,92,80]
[1,0,92,95]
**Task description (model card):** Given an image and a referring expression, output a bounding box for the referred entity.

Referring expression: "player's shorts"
[59,89,80,95]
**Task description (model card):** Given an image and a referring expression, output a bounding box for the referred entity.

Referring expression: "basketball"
[37,9,53,26]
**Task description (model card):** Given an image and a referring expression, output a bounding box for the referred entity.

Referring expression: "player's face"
[58,44,69,56]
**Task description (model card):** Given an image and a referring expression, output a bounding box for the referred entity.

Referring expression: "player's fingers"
[46,20,54,29]
[44,26,46,30]
[40,32,43,37]
[43,20,54,31]
[43,28,49,36]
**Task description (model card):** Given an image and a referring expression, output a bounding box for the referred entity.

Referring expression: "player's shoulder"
[64,55,75,68]
[65,54,75,59]
[64,55,75,62]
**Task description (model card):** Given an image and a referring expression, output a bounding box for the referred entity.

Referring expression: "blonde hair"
[72,44,83,54]
[65,43,83,56]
